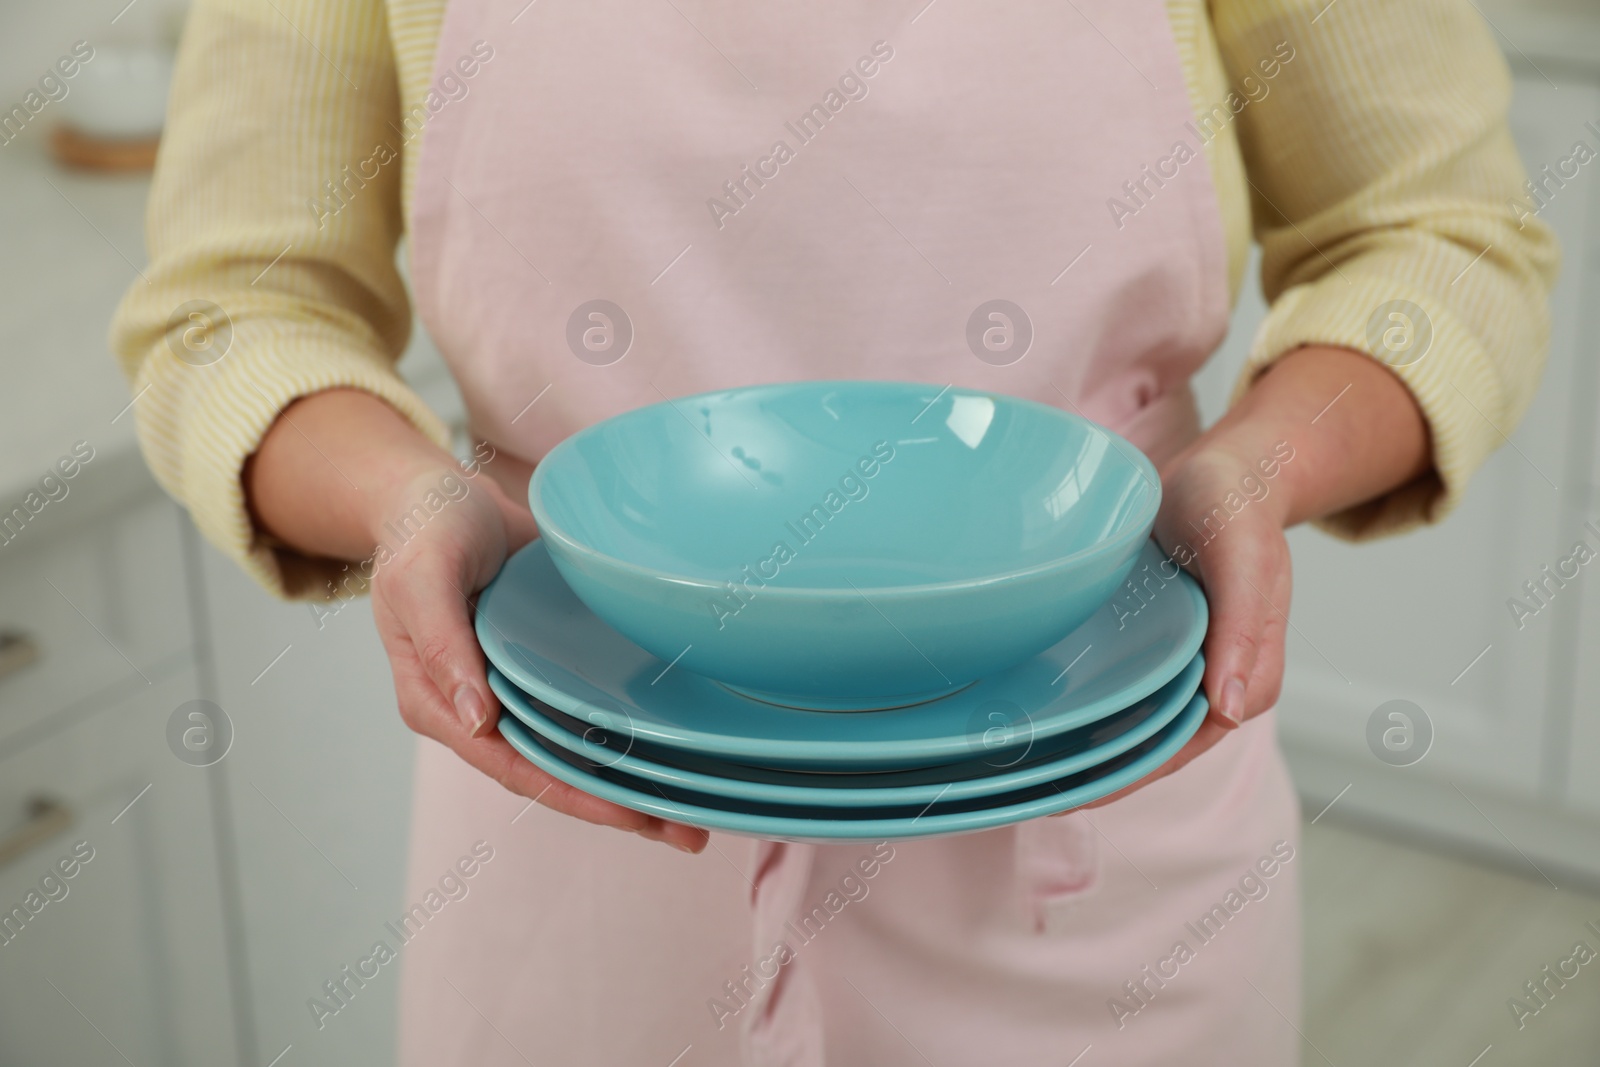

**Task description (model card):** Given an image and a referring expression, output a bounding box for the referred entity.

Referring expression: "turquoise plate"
[495,689,1209,842]
[487,654,1201,807]
[475,538,1207,770]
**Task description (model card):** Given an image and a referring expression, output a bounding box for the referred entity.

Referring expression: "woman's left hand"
[1076,344,1434,808]
[1089,440,1295,802]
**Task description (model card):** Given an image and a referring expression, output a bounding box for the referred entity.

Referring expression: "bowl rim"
[527,380,1161,599]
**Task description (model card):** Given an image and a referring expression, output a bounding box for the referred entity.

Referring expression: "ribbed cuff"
[136,318,451,600]
[1231,272,1508,541]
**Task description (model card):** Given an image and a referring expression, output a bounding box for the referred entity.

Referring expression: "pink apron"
[399,2,1301,1063]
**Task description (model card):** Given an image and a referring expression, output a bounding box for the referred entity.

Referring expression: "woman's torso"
[405,0,1237,494]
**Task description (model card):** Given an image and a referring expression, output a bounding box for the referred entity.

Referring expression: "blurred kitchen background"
[2,0,1599,1064]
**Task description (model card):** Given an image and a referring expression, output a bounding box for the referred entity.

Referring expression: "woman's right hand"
[367,464,710,853]
[246,389,706,853]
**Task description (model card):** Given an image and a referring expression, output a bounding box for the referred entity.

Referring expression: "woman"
[113,0,1556,1062]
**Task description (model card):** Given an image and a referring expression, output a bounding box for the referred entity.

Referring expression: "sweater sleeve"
[1214,0,1560,537]
[109,0,449,599]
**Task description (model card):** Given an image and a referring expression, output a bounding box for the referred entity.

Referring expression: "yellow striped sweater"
[110,0,1559,597]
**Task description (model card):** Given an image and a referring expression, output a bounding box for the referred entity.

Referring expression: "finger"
[380,626,623,822]
[1191,530,1286,729]
[466,726,709,853]
[1070,718,1231,811]
[382,550,501,739]
[384,637,707,851]
[372,543,707,851]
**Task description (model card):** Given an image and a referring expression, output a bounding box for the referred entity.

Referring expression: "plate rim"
[494,688,1208,842]
[477,538,1208,765]
[488,654,1202,807]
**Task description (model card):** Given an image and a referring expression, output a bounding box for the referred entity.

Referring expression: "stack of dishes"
[476,382,1208,843]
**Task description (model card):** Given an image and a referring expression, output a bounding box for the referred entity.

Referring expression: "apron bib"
[411,0,1228,468]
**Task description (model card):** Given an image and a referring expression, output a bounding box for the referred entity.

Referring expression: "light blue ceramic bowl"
[529,381,1159,710]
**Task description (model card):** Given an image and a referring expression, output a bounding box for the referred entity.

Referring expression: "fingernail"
[1220,678,1247,725]
[670,840,699,854]
[454,686,488,734]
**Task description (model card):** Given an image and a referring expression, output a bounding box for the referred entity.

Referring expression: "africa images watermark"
[966,300,1033,367]
[0,840,96,951]
[709,440,896,630]
[1507,117,1600,231]
[1106,551,1186,632]
[1162,440,1297,573]
[1042,441,1295,633]
[705,40,896,230]
[706,842,896,1030]
[0,440,96,548]
[1366,699,1433,767]
[0,39,95,148]
[307,841,495,1030]
[1107,39,1295,231]
[309,442,499,629]
[308,40,495,229]
[1507,920,1600,1031]
[1505,517,1600,632]
[166,699,235,767]
[1107,839,1296,1029]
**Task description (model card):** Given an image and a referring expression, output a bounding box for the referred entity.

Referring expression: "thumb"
[1188,527,1288,729]
[385,548,500,739]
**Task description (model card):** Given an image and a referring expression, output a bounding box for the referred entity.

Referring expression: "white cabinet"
[194,534,419,1067]
[0,668,237,1066]
[1193,71,1600,873]
[1559,102,1600,822]
[0,473,240,1066]
[1565,501,1600,816]
[0,434,432,1067]
[0,470,193,749]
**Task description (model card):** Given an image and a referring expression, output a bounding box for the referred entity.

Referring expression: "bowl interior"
[532,382,1157,589]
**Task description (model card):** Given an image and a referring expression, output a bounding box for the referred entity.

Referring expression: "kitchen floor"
[1302,820,1600,1067]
